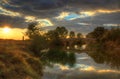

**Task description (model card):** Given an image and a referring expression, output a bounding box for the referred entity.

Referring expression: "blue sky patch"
[64,13,81,20]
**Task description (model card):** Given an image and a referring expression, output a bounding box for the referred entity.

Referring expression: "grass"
[0,39,43,79]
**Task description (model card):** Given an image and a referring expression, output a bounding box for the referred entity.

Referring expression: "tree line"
[26,22,84,56]
[26,22,120,56]
[87,26,120,49]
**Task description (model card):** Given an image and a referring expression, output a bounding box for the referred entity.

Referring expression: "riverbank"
[0,40,42,79]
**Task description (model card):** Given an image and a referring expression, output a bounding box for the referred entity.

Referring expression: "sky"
[0,0,120,39]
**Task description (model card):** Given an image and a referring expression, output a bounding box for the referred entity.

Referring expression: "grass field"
[0,39,43,79]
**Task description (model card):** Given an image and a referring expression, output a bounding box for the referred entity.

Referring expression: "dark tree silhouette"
[26,22,40,39]
[69,31,75,38]
[55,26,68,38]
[77,33,82,38]
[26,22,48,56]
[89,27,106,41]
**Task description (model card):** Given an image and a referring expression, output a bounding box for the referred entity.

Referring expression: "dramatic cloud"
[0,14,27,28]
[0,0,120,34]
[0,7,21,17]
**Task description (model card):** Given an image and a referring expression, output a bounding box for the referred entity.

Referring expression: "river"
[42,51,120,79]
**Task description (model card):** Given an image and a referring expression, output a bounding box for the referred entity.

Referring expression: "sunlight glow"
[0,28,27,40]
[3,27,11,33]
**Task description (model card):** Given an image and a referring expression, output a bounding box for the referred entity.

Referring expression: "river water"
[42,52,120,79]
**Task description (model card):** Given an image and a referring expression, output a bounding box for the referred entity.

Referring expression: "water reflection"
[41,48,76,67]
[87,43,120,69]
[42,45,120,79]
[42,52,120,79]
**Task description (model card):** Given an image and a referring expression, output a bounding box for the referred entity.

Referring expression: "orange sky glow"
[0,27,27,40]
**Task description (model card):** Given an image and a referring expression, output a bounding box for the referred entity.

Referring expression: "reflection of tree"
[40,48,76,67]
[87,43,120,69]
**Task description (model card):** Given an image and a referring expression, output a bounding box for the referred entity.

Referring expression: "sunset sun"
[3,27,11,33]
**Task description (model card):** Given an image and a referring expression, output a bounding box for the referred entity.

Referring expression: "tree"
[69,31,75,38]
[55,26,68,38]
[76,33,83,46]
[45,26,68,47]
[102,28,120,44]
[77,33,82,38]
[90,27,106,41]
[26,22,39,39]
[45,26,68,40]
[26,22,48,56]
[45,30,58,40]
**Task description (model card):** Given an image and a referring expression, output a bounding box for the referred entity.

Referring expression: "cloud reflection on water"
[43,52,120,79]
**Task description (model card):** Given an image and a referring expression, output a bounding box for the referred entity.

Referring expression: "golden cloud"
[80,9,120,17]
[25,16,36,22]
[24,15,53,27]
[55,12,70,20]
[37,19,53,27]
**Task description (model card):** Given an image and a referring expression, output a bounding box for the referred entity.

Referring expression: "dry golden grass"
[0,40,42,79]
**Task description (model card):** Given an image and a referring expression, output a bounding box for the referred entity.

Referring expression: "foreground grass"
[0,40,42,79]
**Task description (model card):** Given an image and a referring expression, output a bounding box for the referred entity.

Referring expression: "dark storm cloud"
[44,12,120,34]
[1,0,67,18]
[1,0,120,18]
[6,0,65,10]
[67,0,120,9]
[0,14,27,28]
[71,12,120,25]
[0,0,120,33]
